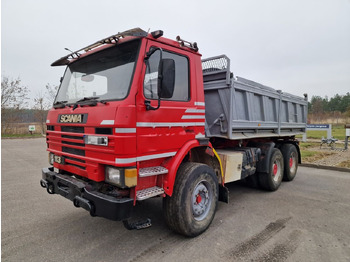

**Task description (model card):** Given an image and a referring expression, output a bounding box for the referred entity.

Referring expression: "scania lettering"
[58,114,84,123]
[40,28,307,237]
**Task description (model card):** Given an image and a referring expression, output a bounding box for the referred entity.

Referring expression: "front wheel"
[258,148,284,191]
[163,162,218,237]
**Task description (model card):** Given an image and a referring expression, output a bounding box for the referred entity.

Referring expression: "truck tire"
[258,148,284,191]
[281,144,298,181]
[163,162,218,237]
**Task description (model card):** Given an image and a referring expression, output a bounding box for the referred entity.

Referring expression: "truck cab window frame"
[143,48,190,102]
[55,39,141,104]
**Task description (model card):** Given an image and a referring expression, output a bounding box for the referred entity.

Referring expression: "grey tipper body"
[202,55,308,140]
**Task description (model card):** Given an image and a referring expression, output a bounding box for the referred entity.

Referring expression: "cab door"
[135,41,204,163]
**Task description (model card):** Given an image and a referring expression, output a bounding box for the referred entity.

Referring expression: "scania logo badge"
[58,114,87,123]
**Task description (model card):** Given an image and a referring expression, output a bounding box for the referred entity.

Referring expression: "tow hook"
[40,179,48,188]
[123,218,152,230]
[47,184,55,194]
[40,179,55,194]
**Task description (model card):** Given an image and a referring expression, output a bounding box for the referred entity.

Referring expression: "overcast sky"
[2,0,350,106]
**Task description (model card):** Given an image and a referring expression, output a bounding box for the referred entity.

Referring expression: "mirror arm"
[144,47,163,111]
[145,98,161,111]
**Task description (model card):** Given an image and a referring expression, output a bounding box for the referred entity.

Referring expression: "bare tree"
[32,83,59,134]
[1,76,29,134]
[34,91,51,134]
[346,105,350,122]
[45,83,59,105]
[1,76,29,109]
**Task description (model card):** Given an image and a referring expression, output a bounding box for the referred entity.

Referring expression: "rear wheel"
[258,148,284,191]
[281,144,298,181]
[163,162,218,237]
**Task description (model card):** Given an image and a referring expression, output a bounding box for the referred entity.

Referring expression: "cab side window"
[144,50,189,101]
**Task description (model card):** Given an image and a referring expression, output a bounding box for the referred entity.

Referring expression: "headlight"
[84,135,108,146]
[105,166,125,187]
[105,166,137,188]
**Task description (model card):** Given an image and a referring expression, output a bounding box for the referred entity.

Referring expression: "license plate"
[54,155,64,164]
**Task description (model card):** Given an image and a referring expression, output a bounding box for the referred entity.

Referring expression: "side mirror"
[158,59,175,98]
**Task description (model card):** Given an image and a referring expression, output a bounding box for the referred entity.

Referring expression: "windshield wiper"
[76,96,100,103]
[53,100,68,109]
[72,96,107,110]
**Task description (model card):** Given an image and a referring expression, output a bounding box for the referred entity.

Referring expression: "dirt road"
[2,138,350,261]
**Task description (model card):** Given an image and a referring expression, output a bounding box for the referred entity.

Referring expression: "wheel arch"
[188,146,223,184]
[163,139,223,196]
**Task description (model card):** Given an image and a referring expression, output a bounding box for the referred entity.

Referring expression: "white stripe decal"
[115,157,137,164]
[115,128,136,133]
[185,109,205,113]
[115,152,177,164]
[194,102,205,106]
[137,122,205,127]
[181,115,206,119]
[137,152,177,161]
[100,120,115,125]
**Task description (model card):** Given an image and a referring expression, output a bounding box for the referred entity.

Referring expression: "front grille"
[60,126,86,159]
[62,146,85,156]
[62,135,83,141]
[96,128,113,135]
[66,162,86,170]
[65,156,86,170]
[62,140,85,147]
[65,156,85,163]
[55,125,111,174]
[61,126,84,133]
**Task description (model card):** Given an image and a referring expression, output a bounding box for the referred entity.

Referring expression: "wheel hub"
[192,181,212,221]
[273,164,278,175]
[272,159,282,183]
[196,194,202,204]
[289,152,297,174]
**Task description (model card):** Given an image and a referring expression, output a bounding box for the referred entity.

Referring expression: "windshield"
[55,39,140,104]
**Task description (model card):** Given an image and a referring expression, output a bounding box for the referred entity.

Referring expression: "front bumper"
[40,167,133,221]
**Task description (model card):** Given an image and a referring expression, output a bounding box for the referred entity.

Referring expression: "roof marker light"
[151,30,163,39]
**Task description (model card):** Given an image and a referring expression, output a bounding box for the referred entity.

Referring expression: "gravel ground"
[302,140,350,167]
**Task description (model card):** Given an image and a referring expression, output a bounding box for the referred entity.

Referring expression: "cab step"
[136,186,164,201]
[139,166,168,177]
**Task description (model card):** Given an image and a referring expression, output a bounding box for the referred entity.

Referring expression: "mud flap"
[219,184,229,203]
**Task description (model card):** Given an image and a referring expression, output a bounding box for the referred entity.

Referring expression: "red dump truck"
[40,28,307,237]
